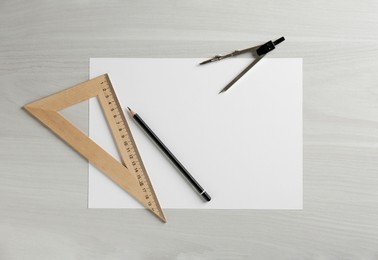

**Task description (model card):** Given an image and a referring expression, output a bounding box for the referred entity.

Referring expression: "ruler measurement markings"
[100,77,163,217]
[24,75,165,222]
[101,83,148,179]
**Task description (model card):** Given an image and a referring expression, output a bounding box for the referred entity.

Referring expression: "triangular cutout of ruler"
[24,74,166,222]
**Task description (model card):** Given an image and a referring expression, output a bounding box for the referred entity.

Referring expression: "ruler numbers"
[25,75,165,221]
[100,80,157,213]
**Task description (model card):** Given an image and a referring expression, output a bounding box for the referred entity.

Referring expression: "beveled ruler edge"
[23,74,166,222]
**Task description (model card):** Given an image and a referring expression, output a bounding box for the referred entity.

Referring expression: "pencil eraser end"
[202,191,211,202]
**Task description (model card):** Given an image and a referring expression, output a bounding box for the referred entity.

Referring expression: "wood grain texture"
[23,74,165,222]
[1,0,378,259]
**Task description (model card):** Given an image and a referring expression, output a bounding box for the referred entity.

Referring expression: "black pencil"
[127,107,211,202]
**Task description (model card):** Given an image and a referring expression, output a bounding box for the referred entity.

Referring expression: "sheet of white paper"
[89,58,302,209]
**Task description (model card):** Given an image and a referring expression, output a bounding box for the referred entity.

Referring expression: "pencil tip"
[127,107,131,111]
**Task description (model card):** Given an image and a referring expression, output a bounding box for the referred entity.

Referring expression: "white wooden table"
[1,1,378,259]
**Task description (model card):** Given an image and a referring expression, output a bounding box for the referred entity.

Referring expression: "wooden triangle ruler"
[24,74,166,222]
